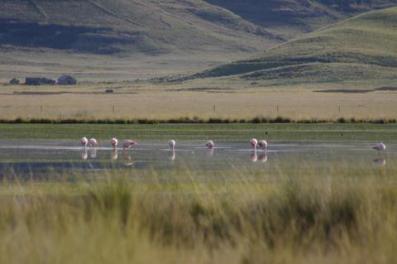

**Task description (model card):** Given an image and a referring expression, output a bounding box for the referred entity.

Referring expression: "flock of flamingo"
[80,136,269,151]
[80,136,386,151]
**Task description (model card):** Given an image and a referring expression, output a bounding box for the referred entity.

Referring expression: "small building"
[25,77,56,86]
[9,78,20,85]
[57,75,77,85]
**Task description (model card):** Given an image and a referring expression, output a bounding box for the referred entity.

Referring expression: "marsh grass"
[0,164,396,263]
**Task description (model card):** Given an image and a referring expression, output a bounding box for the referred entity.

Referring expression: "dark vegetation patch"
[0,116,395,124]
[376,86,397,91]
[314,89,374,93]
[315,87,397,93]
[0,19,143,54]
[169,87,234,93]
[11,91,137,95]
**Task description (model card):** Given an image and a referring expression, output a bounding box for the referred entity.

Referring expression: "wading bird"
[88,138,98,147]
[258,140,268,150]
[250,138,258,149]
[373,142,386,151]
[169,140,176,151]
[123,140,137,150]
[80,137,88,147]
[206,140,215,149]
[111,137,118,149]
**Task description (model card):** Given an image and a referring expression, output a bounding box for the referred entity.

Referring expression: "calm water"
[0,140,393,180]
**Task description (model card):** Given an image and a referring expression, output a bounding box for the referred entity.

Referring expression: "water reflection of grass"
[0,164,396,263]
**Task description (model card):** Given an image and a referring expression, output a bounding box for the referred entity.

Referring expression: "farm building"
[9,78,20,85]
[57,75,77,85]
[25,77,56,85]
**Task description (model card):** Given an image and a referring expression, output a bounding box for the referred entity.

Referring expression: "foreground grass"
[0,164,396,263]
[0,123,397,141]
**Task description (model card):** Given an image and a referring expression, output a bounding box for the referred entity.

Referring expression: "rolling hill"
[191,7,397,86]
[0,0,396,81]
[0,0,280,55]
[205,0,397,39]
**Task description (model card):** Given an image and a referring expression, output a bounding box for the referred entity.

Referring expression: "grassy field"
[0,123,396,141]
[0,163,396,263]
[1,83,397,121]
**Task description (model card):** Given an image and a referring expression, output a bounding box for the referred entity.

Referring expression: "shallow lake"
[0,139,393,180]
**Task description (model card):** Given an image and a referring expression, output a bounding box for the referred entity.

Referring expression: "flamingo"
[258,140,268,150]
[206,140,215,149]
[250,138,258,149]
[111,137,118,149]
[123,140,137,150]
[169,140,176,151]
[80,137,88,147]
[88,138,98,147]
[373,142,386,151]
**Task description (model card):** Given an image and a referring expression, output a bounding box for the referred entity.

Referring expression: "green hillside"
[192,7,397,86]
[205,0,397,39]
[0,0,280,55]
[1,0,397,82]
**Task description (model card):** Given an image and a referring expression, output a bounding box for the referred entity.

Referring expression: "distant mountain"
[191,7,397,85]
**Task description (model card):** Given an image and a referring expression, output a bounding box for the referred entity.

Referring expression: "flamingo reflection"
[169,149,176,161]
[111,149,118,160]
[258,153,268,163]
[123,150,135,166]
[250,150,258,162]
[206,148,215,157]
[88,148,97,159]
[373,158,386,166]
[81,149,88,160]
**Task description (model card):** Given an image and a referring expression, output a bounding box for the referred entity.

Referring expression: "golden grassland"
[0,163,397,264]
[1,81,397,121]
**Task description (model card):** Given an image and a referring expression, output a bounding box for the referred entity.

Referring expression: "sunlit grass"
[0,162,396,263]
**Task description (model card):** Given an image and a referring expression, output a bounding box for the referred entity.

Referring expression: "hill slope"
[0,0,280,55]
[1,0,397,82]
[205,0,397,39]
[192,7,397,86]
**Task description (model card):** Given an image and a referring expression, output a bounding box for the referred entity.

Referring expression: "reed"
[0,164,396,263]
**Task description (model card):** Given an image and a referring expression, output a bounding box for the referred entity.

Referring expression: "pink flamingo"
[373,142,386,151]
[250,138,258,150]
[169,140,176,151]
[88,138,98,147]
[258,140,268,150]
[206,140,215,149]
[80,137,88,147]
[111,137,118,149]
[123,140,137,150]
